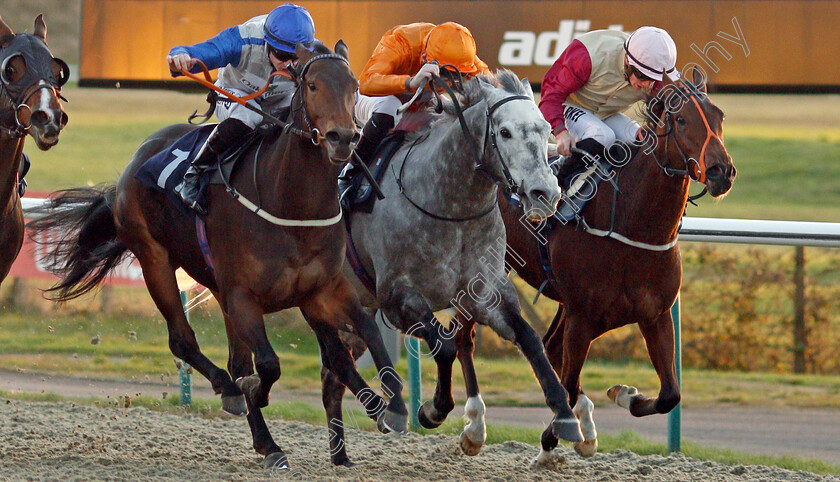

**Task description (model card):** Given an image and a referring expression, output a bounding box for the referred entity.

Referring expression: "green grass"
[3,388,838,476]
[1,305,839,410]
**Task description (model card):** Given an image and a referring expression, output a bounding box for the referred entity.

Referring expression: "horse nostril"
[60,112,69,128]
[352,132,361,145]
[30,110,49,127]
[325,131,341,145]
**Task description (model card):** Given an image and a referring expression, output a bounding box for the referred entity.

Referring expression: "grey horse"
[322,70,584,466]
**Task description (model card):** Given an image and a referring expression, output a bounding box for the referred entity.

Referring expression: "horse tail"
[27,185,129,301]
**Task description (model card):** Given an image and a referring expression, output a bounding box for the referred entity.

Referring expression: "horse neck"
[400,105,497,214]
[593,148,690,243]
[258,130,341,219]
[0,130,23,211]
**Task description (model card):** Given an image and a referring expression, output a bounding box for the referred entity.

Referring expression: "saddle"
[134,124,262,218]
[339,109,435,213]
[339,130,406,213]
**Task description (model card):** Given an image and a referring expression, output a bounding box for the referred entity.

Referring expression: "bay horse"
[322,71,586,467]
[0,14,68,284]
[28,41,406,470]
[499,69,736,463]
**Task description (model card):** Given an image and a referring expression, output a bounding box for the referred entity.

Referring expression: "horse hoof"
[332,457,356,468]
[418,401,445,429]
[530,448,554,468]
[377,409,407,434]
[221,394,248,416]
[236,375,269,408]
[607,384,639,410]
[573,439,598,457]
[459,431,484,456]
[264,451,289,470]
[552,416,584,443]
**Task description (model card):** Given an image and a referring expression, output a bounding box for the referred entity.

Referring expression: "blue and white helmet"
[264,3,315,53]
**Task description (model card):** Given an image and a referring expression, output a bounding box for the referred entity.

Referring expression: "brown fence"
[80,0,839,92]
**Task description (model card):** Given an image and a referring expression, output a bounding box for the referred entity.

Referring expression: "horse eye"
[307,82,317,91]
[500,128,512,139]
[676,116,686,125]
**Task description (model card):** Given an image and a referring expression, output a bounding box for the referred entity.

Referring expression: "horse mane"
[406,69,529,141]
[308,40,332,55]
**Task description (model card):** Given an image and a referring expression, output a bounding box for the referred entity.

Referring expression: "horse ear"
[34,14,47,41]
[0,15,13,39]
[334,39,349,60]
[520,77,535,100]
[295,41,312,62]
[691,67,708,94]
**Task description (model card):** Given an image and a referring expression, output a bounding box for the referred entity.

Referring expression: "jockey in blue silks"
[166,3,315,215]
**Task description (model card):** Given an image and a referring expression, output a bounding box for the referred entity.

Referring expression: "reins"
[179,55,350,145]
[180,52,353,227]
[393,74,533,222]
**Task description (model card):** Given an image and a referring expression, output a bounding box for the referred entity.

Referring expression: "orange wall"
[80,0,839,87]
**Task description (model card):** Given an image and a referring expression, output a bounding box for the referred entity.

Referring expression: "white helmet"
[624,26,679,81]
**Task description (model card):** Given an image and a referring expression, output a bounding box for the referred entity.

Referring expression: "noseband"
[0,34,68,138]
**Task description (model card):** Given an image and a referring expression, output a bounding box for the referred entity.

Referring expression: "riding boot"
[555,138,606,188]
[175,118,251,215]
[339,112,395,197]
[17,152,30,197]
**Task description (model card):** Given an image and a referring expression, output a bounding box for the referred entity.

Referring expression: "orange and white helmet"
[624,26,679,81]
[423,22,480,74]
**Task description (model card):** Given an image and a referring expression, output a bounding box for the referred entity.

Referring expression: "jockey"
[353,21,491,166]
[166,3,315,215]
[540,26,679,180]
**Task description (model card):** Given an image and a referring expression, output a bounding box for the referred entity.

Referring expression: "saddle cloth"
[134,124,261,218]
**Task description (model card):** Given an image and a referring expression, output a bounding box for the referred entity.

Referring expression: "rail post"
[178,290,192,406]
[668,295,682,452]
[406,337,422,430]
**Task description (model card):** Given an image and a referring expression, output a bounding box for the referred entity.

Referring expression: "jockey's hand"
[553,130,574,157]
[167,53,197,74]
[409,62,440,90]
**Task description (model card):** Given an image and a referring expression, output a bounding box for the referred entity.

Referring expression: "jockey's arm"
[168,26,246,76]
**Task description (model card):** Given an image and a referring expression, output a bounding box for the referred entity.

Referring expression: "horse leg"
[224,289,279,409]
[381,283,458,429]
[608,310,681,416]
[304,276,409,433]
[213,291,248,416]
[537,308,598,461]
[320,331,366,467]
[454,318,486,456]
[132,244,235,398]
[303,312,399,434]
[483,285,582,444]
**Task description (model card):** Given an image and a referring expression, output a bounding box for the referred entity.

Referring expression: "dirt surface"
[3,369,840,466]
[1,398,837,482]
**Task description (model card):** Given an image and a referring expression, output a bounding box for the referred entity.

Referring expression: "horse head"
[0,14,69,149]
[460,70,561,221]
[294,40,359,163]
[644,68,736,197]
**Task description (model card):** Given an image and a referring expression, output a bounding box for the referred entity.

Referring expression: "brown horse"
[28,41,406,470]
[500,70,736,463]
[0,14,68,284]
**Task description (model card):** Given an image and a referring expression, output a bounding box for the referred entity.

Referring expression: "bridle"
[429,74,531,195]
[288,52,353,145]
[394,74,535,222]
[0,34,68,138]
[649,82,724,185]
[184,52,352,146]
